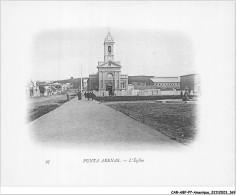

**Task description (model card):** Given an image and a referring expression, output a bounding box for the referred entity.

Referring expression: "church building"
[88,31,128,95]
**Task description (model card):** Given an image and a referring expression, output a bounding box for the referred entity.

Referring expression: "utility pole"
[80,64,83,92]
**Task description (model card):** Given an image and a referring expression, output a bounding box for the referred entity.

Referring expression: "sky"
[31,28,193,80]
[1,1,234,82]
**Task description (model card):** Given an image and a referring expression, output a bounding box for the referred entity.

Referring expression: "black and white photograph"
[1,1,235,194]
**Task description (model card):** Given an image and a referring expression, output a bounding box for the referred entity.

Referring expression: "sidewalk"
[29,97,179,149]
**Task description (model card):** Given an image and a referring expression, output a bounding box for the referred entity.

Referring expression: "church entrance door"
[106,85,113,96]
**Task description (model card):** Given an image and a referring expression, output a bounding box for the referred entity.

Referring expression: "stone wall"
[160,91,181,96]
[93,89,182,97]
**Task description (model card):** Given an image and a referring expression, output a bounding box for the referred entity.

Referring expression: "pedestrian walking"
[87,92,91,100]
[66,92,70,101]
[77,90,81,100]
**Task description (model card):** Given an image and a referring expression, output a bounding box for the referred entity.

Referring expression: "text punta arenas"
[83,158,120,163]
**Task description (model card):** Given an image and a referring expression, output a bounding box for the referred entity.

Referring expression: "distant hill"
[54,78,81,89]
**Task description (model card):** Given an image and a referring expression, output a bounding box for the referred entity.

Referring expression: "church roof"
[97,61,121,68]
[104,31,114,42]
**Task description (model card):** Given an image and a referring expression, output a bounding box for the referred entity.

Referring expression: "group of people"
[77,91,82,100]
[108,91,115,97]
[84,91,96,100]
[76,91,96,100]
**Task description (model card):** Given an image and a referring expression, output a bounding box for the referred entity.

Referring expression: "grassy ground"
[27,95,70,123]
[106,101,198,144]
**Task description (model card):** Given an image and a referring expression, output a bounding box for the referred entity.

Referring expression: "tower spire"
[104,28,114,42]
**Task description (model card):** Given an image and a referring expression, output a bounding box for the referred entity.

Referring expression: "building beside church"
[128,76,180,90]
[150,77,180,90]
[180,73,201,94]
[88,31,128,95]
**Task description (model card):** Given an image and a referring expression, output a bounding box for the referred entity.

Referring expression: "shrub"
[94,95,181,102]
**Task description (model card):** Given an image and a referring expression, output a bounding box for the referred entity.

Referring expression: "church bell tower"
[104,31,114,63]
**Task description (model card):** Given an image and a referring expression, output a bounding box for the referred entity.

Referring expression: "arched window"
[106,73,114,80]
[108,46,111,53]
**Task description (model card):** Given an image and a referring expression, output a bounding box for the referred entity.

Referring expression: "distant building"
[88,74,99,91]
[180,74,201,94]
[61,83,70,91]
[128,76,154,86]
[26,80,56,97]
[25,80,40,97]
[150,77,180,90]
[82,78,88,91]
[127,76,180,90]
